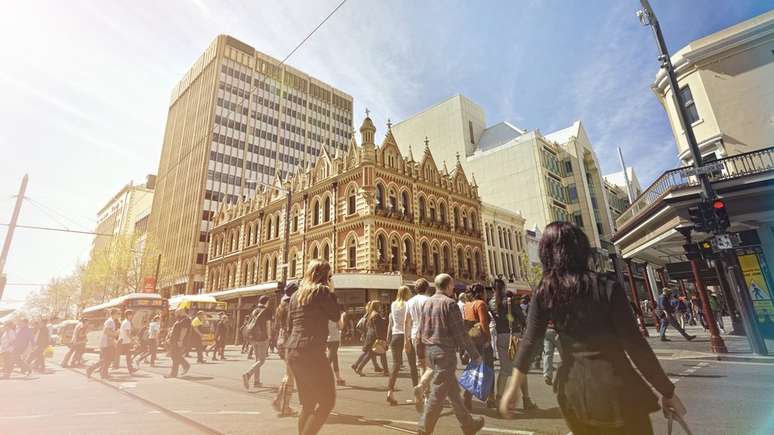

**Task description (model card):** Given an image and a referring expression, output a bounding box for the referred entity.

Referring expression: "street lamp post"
[637,0,767,355]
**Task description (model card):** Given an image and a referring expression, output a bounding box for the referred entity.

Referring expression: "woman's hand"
[498,369,525,418]
[662,393,687,418]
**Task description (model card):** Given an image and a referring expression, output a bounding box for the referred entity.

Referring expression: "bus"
[168,295,227,346]
[51,320,79,345]
[82,293,168,351]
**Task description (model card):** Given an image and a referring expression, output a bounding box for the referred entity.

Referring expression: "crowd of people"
[0,221,691,435]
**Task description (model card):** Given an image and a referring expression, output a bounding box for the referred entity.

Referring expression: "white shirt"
[100,318,116,349]
[119,318,132,344]
[148,321,160,339]
[327,320,341,343]
[405,294,429,340]
[390,301,407,335]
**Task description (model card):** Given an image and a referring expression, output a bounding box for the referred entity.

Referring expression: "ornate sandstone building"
[204,114,487,309]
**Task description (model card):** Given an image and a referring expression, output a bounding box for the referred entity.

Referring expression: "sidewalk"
[646,323,774,363]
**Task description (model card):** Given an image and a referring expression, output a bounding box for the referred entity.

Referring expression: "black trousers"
[561,405,653,435]
[168,347,190,377]
[405,338,420,386]
[288,348,336,435]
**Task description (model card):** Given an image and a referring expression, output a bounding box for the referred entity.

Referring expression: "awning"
[168,294,222,310]
[207,282,280,301]
[332,273,402,290]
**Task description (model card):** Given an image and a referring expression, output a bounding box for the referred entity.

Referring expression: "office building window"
[679,85,700,124]
[469,121,475,144]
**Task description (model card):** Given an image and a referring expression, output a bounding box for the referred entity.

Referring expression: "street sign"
[683,162,724,177]
[142,277,157,293]
[712,234,735,251]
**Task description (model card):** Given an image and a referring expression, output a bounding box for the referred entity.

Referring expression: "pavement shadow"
[180,375,214,381]
[347,385,389,393]
[326,412,394,428]
[667,373,726,379]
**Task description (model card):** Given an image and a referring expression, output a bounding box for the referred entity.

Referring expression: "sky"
[0,0,771,307]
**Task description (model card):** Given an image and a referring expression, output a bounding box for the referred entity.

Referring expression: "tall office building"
[391,94,617,260]
[148,35,353,295]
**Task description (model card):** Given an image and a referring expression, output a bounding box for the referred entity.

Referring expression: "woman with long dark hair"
[499,222,686,435]
[285,260,341,435]
[352,300,389,376]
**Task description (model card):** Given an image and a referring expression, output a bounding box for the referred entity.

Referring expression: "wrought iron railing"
[616,146,774,229]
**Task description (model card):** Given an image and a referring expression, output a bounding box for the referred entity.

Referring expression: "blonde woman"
[385,286,412,405]
[352,300,389,376]
[284,260,341,435]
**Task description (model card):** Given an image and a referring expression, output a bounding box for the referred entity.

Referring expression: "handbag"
[372,339,388,354]
[506,298,519,361]
[666,409,695,435]
[458,360,494,401]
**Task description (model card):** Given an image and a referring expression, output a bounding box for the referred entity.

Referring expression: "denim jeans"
[418,345,475,434]
[542,329,558,379]
[659,312,691,339]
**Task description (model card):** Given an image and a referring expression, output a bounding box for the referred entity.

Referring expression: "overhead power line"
[281,0,348,64]
[0,223,112,237]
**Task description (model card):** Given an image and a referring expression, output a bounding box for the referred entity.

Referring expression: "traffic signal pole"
[638,0,766,355]
[0,174,28,302]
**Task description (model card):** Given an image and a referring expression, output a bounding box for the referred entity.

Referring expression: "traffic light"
[687,202,712,233]
[699,240,716,260]
[683,243,701,261]
[712,199,730,232]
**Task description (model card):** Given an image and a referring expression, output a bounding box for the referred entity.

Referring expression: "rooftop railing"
[615,146,774,229]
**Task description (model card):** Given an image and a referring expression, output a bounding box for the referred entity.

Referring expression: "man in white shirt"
[86,309,119,379]
[117,310,136,374]
[404,278,431,389]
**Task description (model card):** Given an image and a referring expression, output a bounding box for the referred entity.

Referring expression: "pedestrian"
[416,273,485,435]
[542,320,558,386]
[489,278,537,411]
[499,221,687,435]
[273,282,299,417]
[86,309,120,379]
[352,300,389,376]
[61,317,88,368]
[26,319,50,373]
[242,295,273,389]
[385,286,412,405]
[190,311,207,363]
[4,318,32,378]
[135,315,161,367]
[675,295,688,329]
[327,306,347,387]
[709,291,726,333]
[457,292,469,316]
[461,283,497,410]
[211,313,228,360]
[284,260,341,435]
[117,310,137,374]
[657,288,696,342]
[240,316,251,354]
[1,321,17,379]
[165,308,191,378]
[404,278,432,408]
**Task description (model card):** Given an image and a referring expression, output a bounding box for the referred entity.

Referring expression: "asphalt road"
[1,333,772,435]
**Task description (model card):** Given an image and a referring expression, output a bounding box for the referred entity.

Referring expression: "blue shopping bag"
[458,360,494,401]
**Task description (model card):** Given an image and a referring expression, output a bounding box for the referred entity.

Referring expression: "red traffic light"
[713,199,726,210]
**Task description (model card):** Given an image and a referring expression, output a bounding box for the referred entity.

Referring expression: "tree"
[519,251,543,291]
[24,274,80,321]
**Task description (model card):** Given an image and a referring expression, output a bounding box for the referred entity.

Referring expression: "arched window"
[439,203,447,224]
[432,245,440,274]
[273,215,279,239]
[453,206,460,228]
[323,243,330,262]
[348,188,356,215]
[443,246,451,272]
[388,189,397,211]
[429,201,436,222]
[377,234,387,263]
[292,210,299,232]
[474,251,482,278]
[376,184,385,209]
[462,211,469,230]
[401,191,410,215]
[264,258,270,281]
[266,218,273,240]
[290,255,297,277]
[245,226,252,246]
[272,257,277,280]
[457,248,464,275]
[421,242,429,272]
[313,199,320,226]
[348,237,357,268]
[312,245,319,260]
[470,211,477,231]
[466,254,472,276]
[391,238,399,270]
[403,239,413,267]
[323,196,331,222]
[419,197,426,221]
[498,228,504,248]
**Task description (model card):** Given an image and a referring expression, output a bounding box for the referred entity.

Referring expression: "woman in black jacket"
[285,260,341,435]
[499,222,687,435]
[352,300,389,376]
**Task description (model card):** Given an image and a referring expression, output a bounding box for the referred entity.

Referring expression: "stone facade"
[205,115,487,293]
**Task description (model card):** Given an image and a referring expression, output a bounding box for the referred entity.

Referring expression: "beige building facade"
[652,10,774,166]
[148,35,354,296]
[391,94,617,258]
[481,203,531,293]
[92,175,156,256]
[205,116,486,310]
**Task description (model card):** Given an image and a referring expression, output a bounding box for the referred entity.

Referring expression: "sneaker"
[686,335,696,341]
[413,385,425,413]
[523,397,538,411]
[242,373,250,390]
[462,416,485,435]
[660,337,671,342]
[544,375,553,386]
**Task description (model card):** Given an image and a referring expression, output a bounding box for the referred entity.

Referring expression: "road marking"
[74,411,120,416]
[672,362,710,384]
[0,414,51,420]
[371,418,534,434]
[118,382,137,389]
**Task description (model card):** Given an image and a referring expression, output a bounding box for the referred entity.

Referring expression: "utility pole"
[638,0,766,355]
[279,186,292,294]
[0,174,28,302]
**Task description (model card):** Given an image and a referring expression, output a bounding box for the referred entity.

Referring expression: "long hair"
[394,286,412,309]
[538,221,594,325]
[366,300,382,323]
[297,260,333,307]
[493,277,506,309]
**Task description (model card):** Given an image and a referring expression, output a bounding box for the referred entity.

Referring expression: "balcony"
[615,147,774,231]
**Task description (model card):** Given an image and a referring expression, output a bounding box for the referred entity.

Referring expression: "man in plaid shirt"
[416,273,485,435]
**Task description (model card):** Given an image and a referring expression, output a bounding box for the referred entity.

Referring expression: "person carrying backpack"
[242,296,273,389]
